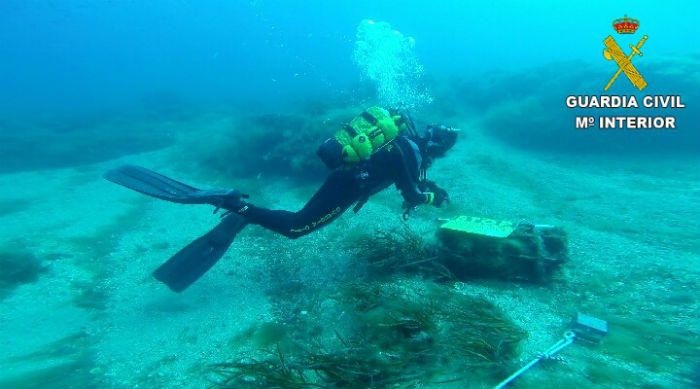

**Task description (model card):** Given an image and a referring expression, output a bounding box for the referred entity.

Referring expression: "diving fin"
[104,165,247,209]
[106,165,250,291]
[104,165,204,203]
[153,213,248,292]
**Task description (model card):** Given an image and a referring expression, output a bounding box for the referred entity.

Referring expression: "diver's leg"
[241,171,360,239]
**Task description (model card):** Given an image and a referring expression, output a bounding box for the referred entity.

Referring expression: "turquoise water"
[1,1,698,388]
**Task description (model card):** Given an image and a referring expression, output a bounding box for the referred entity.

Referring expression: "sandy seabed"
[0,100,698,388]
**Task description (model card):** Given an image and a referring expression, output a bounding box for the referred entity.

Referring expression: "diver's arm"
[393,139,450,208]
[418,180,449,207]
[392,140,435,207]
[397,177,450,208]
[397,177,433,207]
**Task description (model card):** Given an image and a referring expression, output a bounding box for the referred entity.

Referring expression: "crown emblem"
[613,15,639,34]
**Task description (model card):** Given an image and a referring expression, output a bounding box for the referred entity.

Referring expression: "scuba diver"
[105,107,458,292]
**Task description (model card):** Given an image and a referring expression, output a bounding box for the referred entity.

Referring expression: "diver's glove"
[419,180,449,207]
[431,190,449,207]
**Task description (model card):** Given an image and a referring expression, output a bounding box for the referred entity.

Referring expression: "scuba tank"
[317,106,413,170]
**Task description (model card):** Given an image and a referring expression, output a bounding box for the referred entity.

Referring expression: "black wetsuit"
[241,136,431,239]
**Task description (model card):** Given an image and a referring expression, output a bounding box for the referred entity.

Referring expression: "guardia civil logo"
[602,15,648,91]
[564,15,685,131]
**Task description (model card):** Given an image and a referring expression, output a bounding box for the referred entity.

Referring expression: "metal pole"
[493,332,576,389]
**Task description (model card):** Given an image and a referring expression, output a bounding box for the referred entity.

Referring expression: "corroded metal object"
[437,216,568,283]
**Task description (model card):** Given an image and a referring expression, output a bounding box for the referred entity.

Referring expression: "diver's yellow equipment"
[317,107,409,169]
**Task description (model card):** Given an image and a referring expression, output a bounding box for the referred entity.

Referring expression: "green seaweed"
[0,332,98,389]
[3,333,90,363]
[0,248,46,300]
[212,279,526,388]
[349,225,454,281]
[583,359,636,387]
[0,358,98,389]
[600,316,698,374]
[190,107,365,181]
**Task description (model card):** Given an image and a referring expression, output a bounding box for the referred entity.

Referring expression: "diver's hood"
[424,124,459,158]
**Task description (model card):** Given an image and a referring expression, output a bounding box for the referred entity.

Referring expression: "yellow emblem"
[603,34,648,91]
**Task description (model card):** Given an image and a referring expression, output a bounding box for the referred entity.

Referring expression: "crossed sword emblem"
[603,35,648,91]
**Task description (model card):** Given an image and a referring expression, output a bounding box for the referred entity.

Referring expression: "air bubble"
[353,20,432,110]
